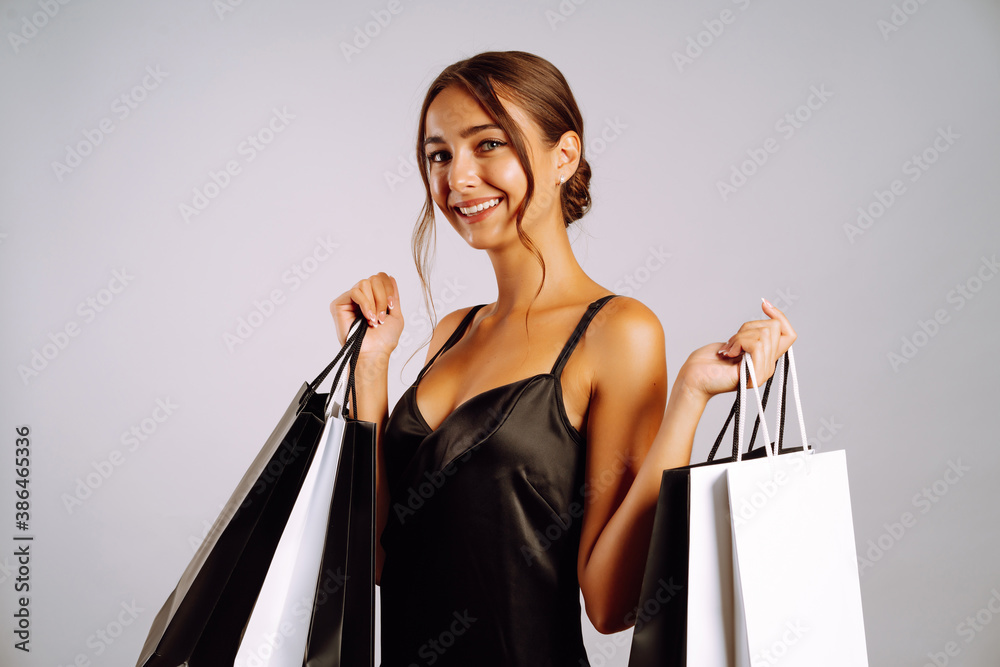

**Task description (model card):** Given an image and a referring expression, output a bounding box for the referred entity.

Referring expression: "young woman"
[330,51,796,666]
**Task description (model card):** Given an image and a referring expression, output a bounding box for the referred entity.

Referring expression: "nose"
[448,148,480,191]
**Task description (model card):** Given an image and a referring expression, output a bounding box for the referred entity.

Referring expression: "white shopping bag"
[234,354,353,667]
[727,351,868,667]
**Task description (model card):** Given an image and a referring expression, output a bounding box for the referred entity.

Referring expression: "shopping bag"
[136,316,375,666]
[235,364,352,665]
[727,353,868,666]
[628,351,803,667]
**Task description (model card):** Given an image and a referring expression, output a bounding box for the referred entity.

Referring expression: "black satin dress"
[378,295,618,667]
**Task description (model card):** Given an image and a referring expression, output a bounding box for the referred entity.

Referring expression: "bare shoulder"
[588,296,665,354]
[423,304,481,365]
[585,296,666,385]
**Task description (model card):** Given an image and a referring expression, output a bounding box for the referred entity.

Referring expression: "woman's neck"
[484,219,594,318]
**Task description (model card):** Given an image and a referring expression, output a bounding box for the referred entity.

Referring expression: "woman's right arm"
[330,272,402,586]
[329,274,473,584]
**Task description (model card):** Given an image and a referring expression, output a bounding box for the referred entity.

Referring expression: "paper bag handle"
[739,348,810,461]
[707,347,809,462]
[300,316,367,418]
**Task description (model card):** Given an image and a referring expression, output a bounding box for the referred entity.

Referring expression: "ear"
[554,130,582,178]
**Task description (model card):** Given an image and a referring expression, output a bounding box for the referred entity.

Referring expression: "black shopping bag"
[305,410,375,666]
[137,317,375,666]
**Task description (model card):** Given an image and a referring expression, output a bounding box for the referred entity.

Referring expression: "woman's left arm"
[577,298,796,634]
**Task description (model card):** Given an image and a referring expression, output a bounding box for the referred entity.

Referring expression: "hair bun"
[561,156,591,225]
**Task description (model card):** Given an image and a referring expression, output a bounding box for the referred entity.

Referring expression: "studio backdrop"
[1,1,998,665]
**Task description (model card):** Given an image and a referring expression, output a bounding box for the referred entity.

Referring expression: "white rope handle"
[739,355,773,460]
[735,346,810,460]
[787,346,810,452]
[737,355,747,459]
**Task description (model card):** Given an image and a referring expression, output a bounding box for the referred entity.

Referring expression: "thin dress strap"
[415,304,488,384]
[550,294,618,378]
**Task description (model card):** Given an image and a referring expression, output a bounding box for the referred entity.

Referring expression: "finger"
[330,286,366,322]
[749,330,775,388]
[719,311,783,358]
[761,297,797,343]
[389,275,399,313]
[719,323,764,358]
[330,287,366,345]
[717,332,737,357]
[723,327,775,387]
[370,273,389,326]
[351,280,378,326]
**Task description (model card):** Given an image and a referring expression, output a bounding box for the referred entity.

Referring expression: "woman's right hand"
[329,272,403,359]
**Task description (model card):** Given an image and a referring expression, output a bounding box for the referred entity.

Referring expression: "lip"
[452,196,504,223]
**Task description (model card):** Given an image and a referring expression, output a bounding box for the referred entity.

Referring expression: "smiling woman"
[328,51,796,666]
[414,53,592,276]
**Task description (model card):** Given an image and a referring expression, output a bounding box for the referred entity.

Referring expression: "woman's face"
[422,85,560,250]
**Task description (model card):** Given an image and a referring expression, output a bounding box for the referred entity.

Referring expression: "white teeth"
[458,198,500,216]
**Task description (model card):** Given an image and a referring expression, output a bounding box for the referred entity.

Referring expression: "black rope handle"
[775,353,790,454]
[329,317,367,418]
[300,315,367,407]
[343,320,366,419]
[747,353,790,454]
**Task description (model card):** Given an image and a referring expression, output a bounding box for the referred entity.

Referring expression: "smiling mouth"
[455,197,502,217]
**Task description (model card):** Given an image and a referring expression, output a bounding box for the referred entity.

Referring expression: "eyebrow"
[423,123,504,147]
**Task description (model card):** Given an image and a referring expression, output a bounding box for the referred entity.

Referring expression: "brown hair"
[410,51,592,339]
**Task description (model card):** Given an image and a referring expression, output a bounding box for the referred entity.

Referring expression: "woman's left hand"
[678,298,797,401]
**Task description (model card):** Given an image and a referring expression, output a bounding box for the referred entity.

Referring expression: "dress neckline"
[408,294,617,440]
[409,373,555,436]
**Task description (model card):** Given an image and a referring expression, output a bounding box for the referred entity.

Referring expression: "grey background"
[1,0,998,665]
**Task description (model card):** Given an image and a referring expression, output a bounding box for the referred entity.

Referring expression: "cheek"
[488,159,528,199]
[429,169,449,207]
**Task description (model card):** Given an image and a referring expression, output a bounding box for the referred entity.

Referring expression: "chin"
[458,230,498,251]
[445,215,512,251]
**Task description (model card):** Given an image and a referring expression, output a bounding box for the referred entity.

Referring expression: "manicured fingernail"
[762,297,773,308]
[378,311,386,324]
[388,297,394,310]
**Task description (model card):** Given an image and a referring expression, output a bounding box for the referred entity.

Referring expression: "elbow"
[581,585,636,635]
[587,611,620,636]
[585,603,634,636]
